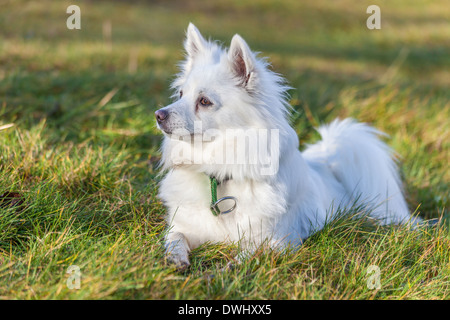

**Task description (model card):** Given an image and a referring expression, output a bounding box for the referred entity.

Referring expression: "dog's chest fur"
[159,168,284,248]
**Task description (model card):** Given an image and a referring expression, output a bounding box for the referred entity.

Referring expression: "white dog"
[156,23,416,268]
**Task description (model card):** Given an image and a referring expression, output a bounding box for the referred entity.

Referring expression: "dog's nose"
[155,109,169,123]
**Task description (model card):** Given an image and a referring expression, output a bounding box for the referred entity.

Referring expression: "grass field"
[0,0,449,299]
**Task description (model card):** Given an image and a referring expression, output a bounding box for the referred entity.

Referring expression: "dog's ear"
[184,23,207,59]
[228,34,255,88]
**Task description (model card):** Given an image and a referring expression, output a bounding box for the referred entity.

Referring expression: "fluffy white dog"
[155,23,416,268]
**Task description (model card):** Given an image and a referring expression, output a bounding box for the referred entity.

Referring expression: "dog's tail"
[304,118,419,225]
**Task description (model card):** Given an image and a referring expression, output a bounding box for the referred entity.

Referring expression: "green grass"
[0,0,449,299]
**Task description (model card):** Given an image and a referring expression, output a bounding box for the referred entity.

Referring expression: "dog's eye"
[199,97,212,106]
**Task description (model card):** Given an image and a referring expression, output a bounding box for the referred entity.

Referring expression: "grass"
[0,0,449,299]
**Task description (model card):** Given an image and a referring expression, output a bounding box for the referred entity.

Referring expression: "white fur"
[157,24,416,267]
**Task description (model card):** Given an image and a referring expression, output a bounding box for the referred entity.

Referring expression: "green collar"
[209,176,219,214]
[209,176,237,216]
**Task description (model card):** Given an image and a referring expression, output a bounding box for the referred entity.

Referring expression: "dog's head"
[156,24,296,179]
[155,23,288,136]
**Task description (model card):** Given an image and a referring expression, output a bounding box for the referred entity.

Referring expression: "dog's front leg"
[165,231,190,269]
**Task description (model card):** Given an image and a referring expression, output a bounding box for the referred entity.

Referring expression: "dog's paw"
[166,253,190,270]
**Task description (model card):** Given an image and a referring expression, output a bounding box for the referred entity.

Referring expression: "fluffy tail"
[305,118,417,225]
